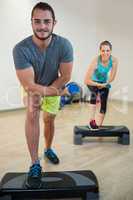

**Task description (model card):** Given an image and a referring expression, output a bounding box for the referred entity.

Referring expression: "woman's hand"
[97,83,108,89]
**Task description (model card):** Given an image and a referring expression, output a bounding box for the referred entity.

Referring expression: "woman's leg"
[88,86,98,120]
[97,88,109,126]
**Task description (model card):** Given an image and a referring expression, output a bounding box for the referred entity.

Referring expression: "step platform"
[74,125,130,145]
[0,170,99,200]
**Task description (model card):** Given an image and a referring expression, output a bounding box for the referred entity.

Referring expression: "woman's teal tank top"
[92,55,112,83]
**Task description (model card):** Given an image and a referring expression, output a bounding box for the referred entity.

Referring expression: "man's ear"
[54,20,57,25]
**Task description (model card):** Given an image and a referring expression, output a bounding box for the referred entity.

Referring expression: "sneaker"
[89,120,99,130]
[44,148,59,164]
[25,163,42,189]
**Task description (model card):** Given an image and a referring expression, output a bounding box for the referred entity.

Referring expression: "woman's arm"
[107,56,118,83]
[84,56,106,88]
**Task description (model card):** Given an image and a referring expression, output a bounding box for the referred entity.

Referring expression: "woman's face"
[100,45,111,61]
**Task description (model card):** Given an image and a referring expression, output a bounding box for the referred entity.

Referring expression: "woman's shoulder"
[91,56,99,64]
[111,55,118,64]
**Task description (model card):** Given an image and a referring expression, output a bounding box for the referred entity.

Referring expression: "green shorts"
[21,86,60,115]
[41,96,60,115]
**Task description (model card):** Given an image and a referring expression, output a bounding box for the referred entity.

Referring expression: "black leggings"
[87,85,109,114]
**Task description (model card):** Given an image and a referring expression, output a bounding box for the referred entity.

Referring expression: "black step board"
[74,125,129,137]
[0,170,99,200]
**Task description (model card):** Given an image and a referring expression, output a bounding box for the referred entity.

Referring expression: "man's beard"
[34,30,53,41]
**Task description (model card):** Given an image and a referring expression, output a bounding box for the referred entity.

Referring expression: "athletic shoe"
[89,119,99,130]
[44,148,59,164]
[25,163,42,189]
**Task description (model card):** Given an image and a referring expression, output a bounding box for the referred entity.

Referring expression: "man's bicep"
[16,67,35,90]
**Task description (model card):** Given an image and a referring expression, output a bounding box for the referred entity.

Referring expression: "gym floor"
[0,101,133,200]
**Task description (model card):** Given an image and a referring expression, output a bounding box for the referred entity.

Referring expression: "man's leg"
[41,96,60,164]
[25,94,42,188]
[43,112,56,149]
[43,112,59,164]
[25,94,41,164]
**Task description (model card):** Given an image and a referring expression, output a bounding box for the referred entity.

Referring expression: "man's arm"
[50,61,73,90]
[13,45,60,96]
[16,67,59,96]
[49,37,73,92]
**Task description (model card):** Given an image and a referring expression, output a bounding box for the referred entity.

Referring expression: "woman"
[84,40,118,129]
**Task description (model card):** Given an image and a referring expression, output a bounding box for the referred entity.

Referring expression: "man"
[13,2,73,188]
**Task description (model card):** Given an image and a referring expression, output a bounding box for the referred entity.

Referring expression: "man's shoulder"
[14,36,32,50]
[53,34,72,46]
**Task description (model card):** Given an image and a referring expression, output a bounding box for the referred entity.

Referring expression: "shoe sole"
[23,179,42,189]
[44,156,59,164]
[88,125,99,131]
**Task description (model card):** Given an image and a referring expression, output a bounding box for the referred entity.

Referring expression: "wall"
[95,0,133,102]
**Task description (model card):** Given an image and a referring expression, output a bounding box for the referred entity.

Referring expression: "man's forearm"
[51,75,71,89]
[23,74,71,96]
[24,83,59,96]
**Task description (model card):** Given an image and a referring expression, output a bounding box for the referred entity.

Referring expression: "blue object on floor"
[60,82,82,108]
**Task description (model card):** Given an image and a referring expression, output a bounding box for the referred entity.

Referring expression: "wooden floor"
[0,101,133,200]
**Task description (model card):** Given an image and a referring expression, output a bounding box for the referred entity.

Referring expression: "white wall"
[0,0,32,110]
[0,0,133,110]
[95,0,133,102]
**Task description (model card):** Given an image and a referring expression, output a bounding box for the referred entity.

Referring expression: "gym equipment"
[60,82,82,107]
[66,82,82,102]
[74,125,130,145]
[0,170,99,200]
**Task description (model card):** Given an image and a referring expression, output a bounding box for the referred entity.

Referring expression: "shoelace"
[29,164,41,177]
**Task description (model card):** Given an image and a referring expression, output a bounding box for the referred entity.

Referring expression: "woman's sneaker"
[25,163,42,189]
[44,149,59,164]
[89,120,99,130]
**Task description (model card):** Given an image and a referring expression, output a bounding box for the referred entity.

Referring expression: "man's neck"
[32,35,52,50]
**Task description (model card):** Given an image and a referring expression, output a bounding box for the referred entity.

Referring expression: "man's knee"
[26,108,40,123]
[43,113,55,124]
